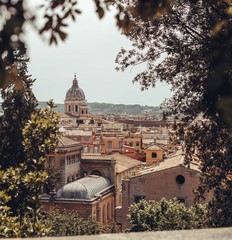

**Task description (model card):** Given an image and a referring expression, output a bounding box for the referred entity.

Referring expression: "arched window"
[89,169,103,176]
[111,200,114,218]
[152,152,157,158]
[98,207,101,222]
[107,202,110,220]
[102,205,105,223]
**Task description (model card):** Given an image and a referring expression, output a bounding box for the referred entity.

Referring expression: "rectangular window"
[68,105,71,112]
[75,105,78,112]
[84,136,90,142]
[94,146,99,153]
[66,155,70,165]
[108,141,113,149]
[118,141,123,149]
[134,195,145,203]
[152,152,157,158]
[177,198,187,205]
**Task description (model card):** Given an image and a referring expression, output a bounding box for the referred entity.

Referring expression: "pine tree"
[0,48,38,169]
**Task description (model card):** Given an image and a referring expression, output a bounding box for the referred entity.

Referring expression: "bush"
[128,198,209,232]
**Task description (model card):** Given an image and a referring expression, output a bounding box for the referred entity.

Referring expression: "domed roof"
[56,175,111,200]
[65,75,86,101]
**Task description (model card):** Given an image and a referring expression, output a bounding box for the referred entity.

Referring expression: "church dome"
[56,175,111,200]
[65,75,86,101]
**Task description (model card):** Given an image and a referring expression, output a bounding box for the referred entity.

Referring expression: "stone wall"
[8,228,232,240]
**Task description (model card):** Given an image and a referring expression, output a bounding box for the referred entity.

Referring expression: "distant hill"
[38,101,162,116]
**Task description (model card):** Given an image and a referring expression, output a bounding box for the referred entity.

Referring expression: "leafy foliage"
[128,198,209,232]
[0,165,51,238]
[0,48,38,169]
[0,101,60,237]
[43,210,100,236]
[1,0,230,88]
[116,0,232,227]
[23,99,60,162]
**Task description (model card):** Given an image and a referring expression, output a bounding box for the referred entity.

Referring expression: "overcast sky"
[26,0,171,106]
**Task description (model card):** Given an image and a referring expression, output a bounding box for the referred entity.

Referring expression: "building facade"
[45,136,83,190]
[116,152,213,230]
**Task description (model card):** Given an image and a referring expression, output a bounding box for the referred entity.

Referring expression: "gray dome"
[56,175,111,200]
[65,76,86,101]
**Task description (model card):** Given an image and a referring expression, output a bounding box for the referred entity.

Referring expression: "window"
[176,175,185,185]
[152,152,157,158]
[177,198,187,205]
[111,200,114,217]
[98,207,101,222]
[107,202,110,220]
[134,195,145,203]
[118,141,123,149]
[75,105,79,112]
[108,141,113,149]
[102,205,105,223]
[66,155,70,165]
[68,105,71,112]
[94,146,99,153]
[84,136,90,142]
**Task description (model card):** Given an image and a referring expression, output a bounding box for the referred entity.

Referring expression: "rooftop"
[57,136,82,148]
[113,153,142,173]
[82,153,141,173]
[146,144,164,151]
[57,175,111,200]
[137,151,200,177]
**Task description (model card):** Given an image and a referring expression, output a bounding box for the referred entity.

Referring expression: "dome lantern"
[73,73,78,86]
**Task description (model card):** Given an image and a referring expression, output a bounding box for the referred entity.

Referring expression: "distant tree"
[116,0,232,227]
[42,210,100,236]
[43,209,120,236]
[0,48,38,169]
[128,198,208,232]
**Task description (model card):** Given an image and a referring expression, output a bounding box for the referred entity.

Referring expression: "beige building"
[101,136,124,154]
[116,151,212,230]
[81,153,142,207]
[45,136,83,189]
[145,144,164,166]
[113,153,142,207]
